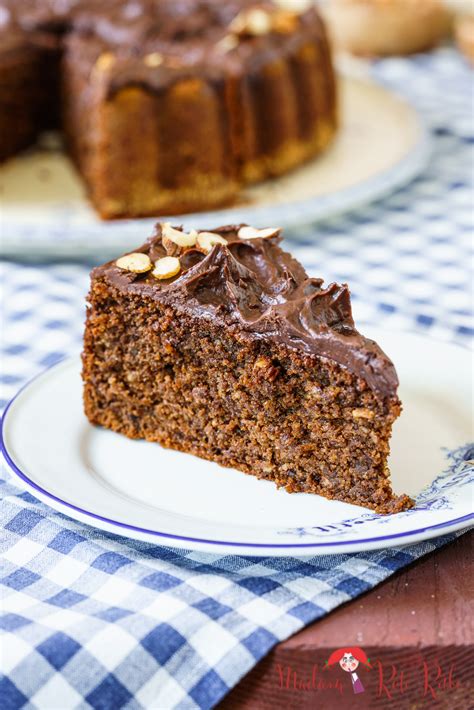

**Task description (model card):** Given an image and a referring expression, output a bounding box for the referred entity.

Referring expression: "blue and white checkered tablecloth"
[1,49,473,709]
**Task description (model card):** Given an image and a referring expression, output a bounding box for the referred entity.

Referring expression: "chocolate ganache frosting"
[95,224,399,399]
[64,0,327,103]
[1,0,326,93]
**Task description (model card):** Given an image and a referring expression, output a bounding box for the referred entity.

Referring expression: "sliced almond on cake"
[152,256,181,280]
[161,223,198,255]
[230,8,272,36]
[197,232,228,253]
[115,253,152,273]
[144,52,164,68]
[238,226,281,240]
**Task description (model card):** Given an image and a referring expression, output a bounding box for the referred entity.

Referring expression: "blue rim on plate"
[1,358,472,552]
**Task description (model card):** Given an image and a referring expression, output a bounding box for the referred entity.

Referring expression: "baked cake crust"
[0,0,337,219]
[82,223,413,513]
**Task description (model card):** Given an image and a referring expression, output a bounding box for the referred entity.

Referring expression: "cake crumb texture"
[82,224,413,513]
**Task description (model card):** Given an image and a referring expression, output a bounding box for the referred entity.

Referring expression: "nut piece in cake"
[230,8,273,36]
[197,232,228,253]
[115,253,152,273]
[352,407,375,420]
[238,226,281,240]
[143,52,164,68]
[152,256,182,280]
[230,6,301,36]
[161,223,198,256]
[91,52,116,80]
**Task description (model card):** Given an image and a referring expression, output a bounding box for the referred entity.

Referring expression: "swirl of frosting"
[95,224,399,399]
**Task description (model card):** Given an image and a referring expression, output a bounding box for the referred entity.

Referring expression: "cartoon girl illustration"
[325,647,371,694]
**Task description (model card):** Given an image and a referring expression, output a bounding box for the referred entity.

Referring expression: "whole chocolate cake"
[0,0,337,219]
[82,223,413,513]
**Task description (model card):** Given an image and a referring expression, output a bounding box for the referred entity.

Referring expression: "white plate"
[0,76,430,259]
[1,327,472,556]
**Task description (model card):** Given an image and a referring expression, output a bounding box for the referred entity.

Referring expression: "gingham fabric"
[1,49,473,710]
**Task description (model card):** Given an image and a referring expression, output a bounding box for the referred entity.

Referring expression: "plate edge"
[1,356,473,554]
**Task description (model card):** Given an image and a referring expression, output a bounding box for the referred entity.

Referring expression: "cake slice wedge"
[82,223,413,513]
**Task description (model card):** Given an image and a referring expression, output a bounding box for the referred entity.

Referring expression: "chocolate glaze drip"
[1,1,325,97]
[94,224,399,399]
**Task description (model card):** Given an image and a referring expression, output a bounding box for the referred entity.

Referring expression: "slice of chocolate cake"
[82,223,413,513]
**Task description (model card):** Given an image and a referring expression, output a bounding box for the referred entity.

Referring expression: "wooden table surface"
[220,531,473,709]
